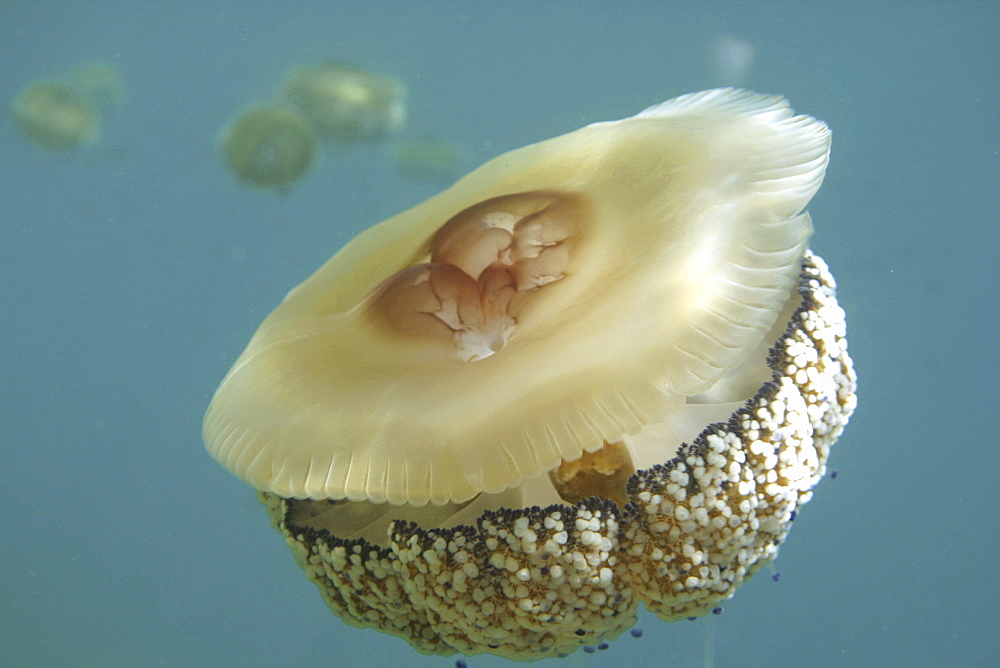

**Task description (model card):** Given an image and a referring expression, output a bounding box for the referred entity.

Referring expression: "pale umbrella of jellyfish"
[68,60,127,115]
[709,35,756,86]
[395,136,465,185]
[11,81,100,151]
[219,103,318,190]
[281,62,406,143]
[204,88,856,660]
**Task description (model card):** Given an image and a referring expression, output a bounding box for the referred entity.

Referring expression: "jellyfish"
[395,136,465,185]
[11,81,100,150]
[219,103,317,190]
[709,35,756,87]
[68,60,127,115]
[281,62,406,143]
[204,88,857,660]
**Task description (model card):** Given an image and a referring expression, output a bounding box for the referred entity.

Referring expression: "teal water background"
[2,2,997,666]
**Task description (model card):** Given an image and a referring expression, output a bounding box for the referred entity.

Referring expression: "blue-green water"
[2,2,997,666]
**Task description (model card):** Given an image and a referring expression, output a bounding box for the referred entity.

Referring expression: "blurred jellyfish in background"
[218,61,406,191]
[11,61,126,152]
[281,62,406,144]
[393,136,465,186]
[12,81,100,150]
[708,35,755,87]
[68,60,128,115]
[219,103,318,191]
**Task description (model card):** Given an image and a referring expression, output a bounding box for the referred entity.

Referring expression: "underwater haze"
[1,2,997,667]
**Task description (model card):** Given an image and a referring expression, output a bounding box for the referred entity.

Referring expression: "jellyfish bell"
[280,62,406,143]
[395,136,465,185]
[219,103,317,190]
[11,81,100,151]
[709,35,756,87]
[208,89,831,506]
[204,88,857,660]
[68,60,127,114]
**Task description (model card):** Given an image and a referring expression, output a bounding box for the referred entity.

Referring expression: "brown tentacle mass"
[369,192,581,361]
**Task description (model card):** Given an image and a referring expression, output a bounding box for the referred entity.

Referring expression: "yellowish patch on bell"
[549,441,635,506]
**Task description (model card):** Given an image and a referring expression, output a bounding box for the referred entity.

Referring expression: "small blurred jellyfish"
[219,103,318,190]
[11,61,126,152]
[281,62,406,144]
[11,81,100,150]
[68,60,127,115]
[394,136,464,185]
[709,35,755,87]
